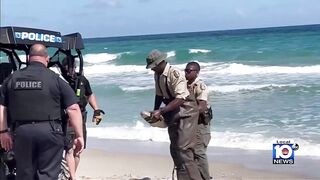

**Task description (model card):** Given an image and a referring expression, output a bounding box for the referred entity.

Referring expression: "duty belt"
[14,120,61,127]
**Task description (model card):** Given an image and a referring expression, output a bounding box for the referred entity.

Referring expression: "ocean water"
[82,25,320,157]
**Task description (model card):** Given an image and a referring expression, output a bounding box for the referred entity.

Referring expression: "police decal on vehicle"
[14,32,62,43]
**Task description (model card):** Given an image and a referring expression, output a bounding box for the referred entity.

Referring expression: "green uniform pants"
[167,112,202,180]
[195,123,211,180]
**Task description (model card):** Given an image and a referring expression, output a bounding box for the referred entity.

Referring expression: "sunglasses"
[184,69,197,74]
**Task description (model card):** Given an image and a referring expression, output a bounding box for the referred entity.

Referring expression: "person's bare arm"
[154,95,163,110]
[160,98,184,114]
[88,94,98,110]
[153,98,184,119]
[88,94,105,125]
[0,105,12,151]
[66,103,84,155]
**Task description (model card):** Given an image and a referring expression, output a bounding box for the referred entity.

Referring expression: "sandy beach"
[76,138,318,180]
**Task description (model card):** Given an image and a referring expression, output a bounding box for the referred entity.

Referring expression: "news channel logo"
[273,140,299,164]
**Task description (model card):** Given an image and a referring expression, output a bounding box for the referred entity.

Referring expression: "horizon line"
[84,23,320,40]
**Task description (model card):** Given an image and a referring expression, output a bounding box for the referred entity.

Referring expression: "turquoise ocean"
[82,25,320,157]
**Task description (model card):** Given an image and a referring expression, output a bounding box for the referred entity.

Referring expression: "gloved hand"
[92,109,105,125]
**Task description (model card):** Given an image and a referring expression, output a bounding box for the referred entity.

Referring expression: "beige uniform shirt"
[154,63,189,99]
[189,77,210,106]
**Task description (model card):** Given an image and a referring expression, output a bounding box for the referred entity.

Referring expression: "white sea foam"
[83,61,320,77]
[119,84,298,93]
[189,49,211,54]
[84,64,149,75]
[87,121,169,142]
[166,51,176,58]
[120,51,134,55]
[117,82,301,93]
[212,63,320,75]
[120,86,154,92]
[83,53,119,63]
[208,84,298,93]
[182,62,320,75]
[87,123,320,157]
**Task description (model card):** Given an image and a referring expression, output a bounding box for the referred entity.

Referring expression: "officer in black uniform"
[61,56,104,180]
[0,44,84,180]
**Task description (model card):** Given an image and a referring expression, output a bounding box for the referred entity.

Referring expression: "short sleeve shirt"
[189,77,210,105]
[0,63,78,109]
[154,63,189,99]
[57,77,79,108]
[80,76,93,97]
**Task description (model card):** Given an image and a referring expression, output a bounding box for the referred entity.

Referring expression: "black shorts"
[65,128,76,151]
[64,111,88,150]
[64,124,87,150]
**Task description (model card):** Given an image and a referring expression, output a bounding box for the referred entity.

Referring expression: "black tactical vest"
[7,63,62,122]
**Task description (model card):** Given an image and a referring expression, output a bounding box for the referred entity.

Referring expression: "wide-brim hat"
[146,49,167,69]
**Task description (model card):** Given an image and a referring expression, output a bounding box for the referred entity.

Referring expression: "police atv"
[0,26,85,180]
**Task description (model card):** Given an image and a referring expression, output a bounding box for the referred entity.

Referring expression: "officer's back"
[0,44,84,180]
[8,56,62,122]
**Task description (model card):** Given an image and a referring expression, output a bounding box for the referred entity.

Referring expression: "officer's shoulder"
[9,68,23,79]
[6,72,15,79]
[45,69,61,81]
[12,67,26,75]
[19,66,28,71]
[197,79,207,91]
[169,67,182,79]
[2,73,14,85]
[47,68,59,76]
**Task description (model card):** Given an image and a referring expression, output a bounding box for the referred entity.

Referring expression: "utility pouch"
[49,121,63,134]
[199,106,213,125]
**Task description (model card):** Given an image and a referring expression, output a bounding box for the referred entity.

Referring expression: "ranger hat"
[146,49,167,69]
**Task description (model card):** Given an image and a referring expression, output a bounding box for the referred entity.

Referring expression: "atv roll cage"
[0,26,85,84]
[0,26,86,180]
[49,32,85,83]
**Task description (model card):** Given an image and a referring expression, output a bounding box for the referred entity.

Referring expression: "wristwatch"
[0,129,8,134]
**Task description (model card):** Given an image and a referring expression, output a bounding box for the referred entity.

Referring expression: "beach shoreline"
[76,137,318,180]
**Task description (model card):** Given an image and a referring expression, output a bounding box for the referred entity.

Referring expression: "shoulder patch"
[200,83,206,90]
[173,70,180,78]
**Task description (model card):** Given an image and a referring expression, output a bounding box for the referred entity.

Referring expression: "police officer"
[185,62,212,180]
[146,49,202,180]
[0,44,84,180]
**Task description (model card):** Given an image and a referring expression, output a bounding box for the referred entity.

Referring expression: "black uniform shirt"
[68,75,93,111]
[0,86,3,105]
[0,62,78,109]
[58,76,79,109]
[0,77,10,106]
[80,75,93,97]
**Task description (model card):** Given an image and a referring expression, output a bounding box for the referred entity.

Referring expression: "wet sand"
[76,138,318,180]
